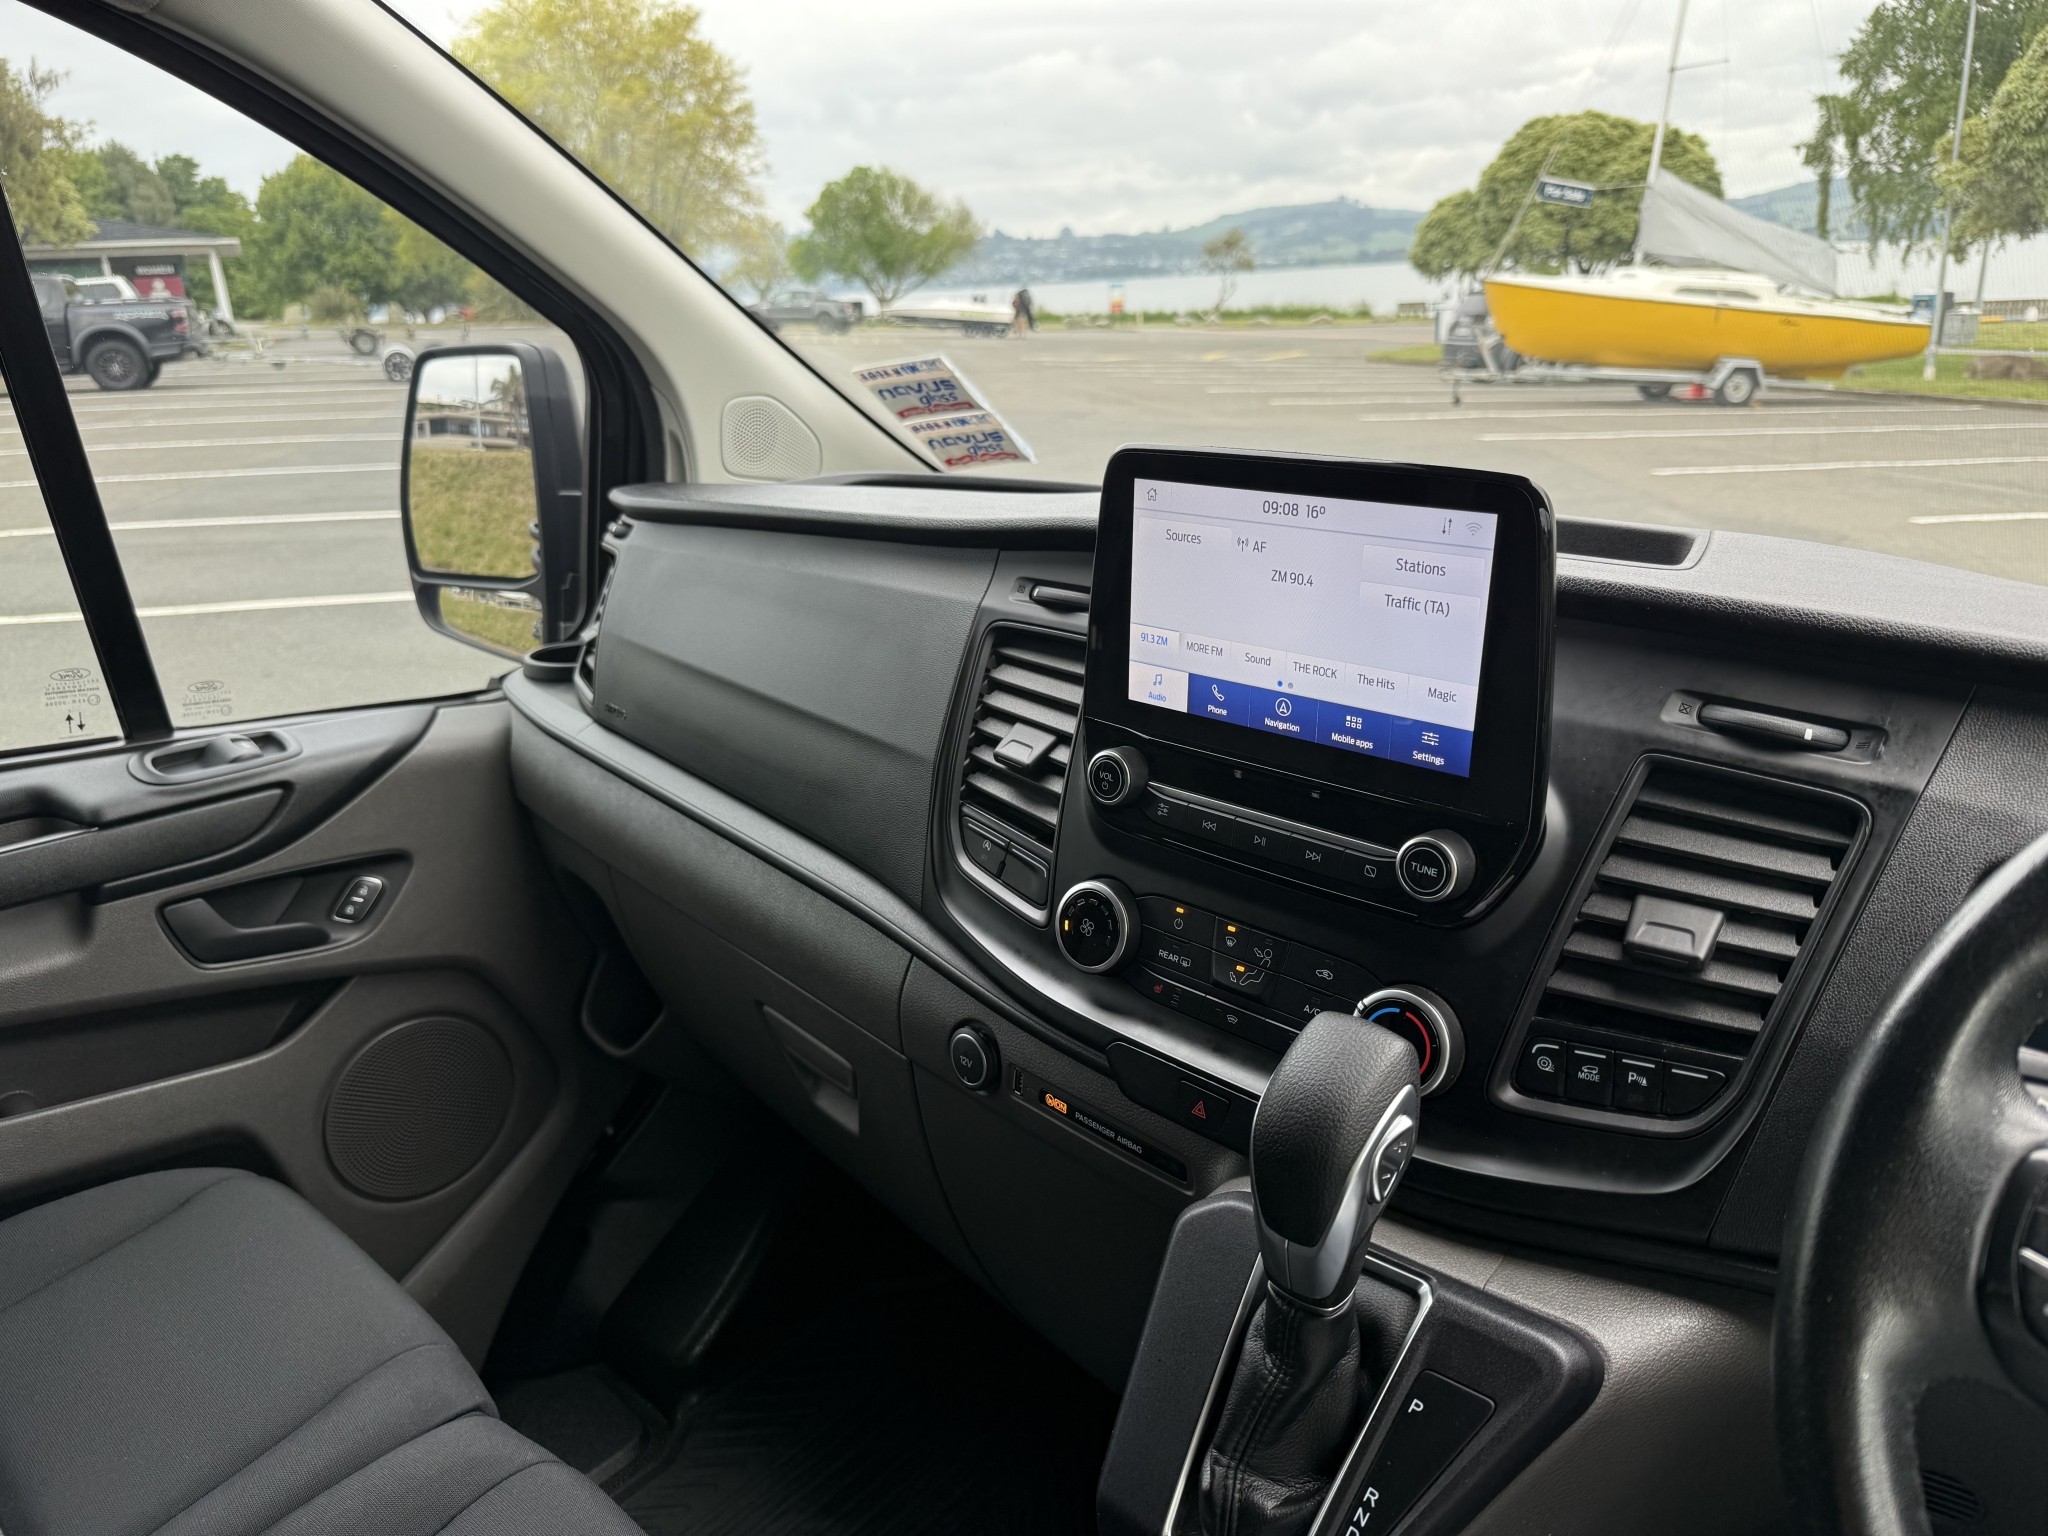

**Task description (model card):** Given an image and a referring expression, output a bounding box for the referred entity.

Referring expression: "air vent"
[574,564,616,710]
[958,625,1085,863]
[1536,761,1866,1058]
[1921,1468,1985,1529]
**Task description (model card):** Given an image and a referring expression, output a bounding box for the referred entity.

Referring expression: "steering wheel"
[1778,828,2048,1533]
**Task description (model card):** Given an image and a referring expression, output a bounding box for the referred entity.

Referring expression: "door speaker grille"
[325,1017,512,1200]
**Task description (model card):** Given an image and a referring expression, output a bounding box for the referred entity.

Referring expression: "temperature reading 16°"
[1270,568,1314,587]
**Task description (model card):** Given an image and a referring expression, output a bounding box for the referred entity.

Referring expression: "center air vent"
[956,625,1085,910]
[1534,760,1867,1062]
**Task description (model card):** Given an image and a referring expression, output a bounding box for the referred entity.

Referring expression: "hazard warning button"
[1172,1078,1236,1132]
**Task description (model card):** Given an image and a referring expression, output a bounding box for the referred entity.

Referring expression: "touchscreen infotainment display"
[1125,478,1498,777]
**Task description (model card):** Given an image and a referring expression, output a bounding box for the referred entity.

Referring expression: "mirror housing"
[399,342,585,657]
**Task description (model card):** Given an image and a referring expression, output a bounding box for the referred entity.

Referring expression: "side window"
[0,464,118,753]
[1,6,583,729]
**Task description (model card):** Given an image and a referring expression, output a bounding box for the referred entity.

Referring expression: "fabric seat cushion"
[0,1167,640,1536]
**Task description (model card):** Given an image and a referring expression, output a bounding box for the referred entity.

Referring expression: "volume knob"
[1085,747,1147,807]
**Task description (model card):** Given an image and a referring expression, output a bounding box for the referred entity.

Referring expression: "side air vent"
[956,625,1086,910]
[1536,761,1866,1061]
[574,563,616,711]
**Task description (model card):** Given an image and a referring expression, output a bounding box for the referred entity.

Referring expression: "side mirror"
[399,343,584,657]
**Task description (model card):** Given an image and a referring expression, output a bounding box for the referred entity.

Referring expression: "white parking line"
[1908,510,2048,524]
[0,591,413,626]
[0,464,390,490]
[1652,454,2048,476]
[0,412,407,434]
[0,434,392,460]
[0,384,405,413]
[1353,404,1990,424]
[0,511,398,539]
[1485,421,2048,443]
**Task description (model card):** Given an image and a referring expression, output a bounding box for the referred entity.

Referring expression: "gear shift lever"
[1251,1012,1422,1309]
[1198,1012,1422,1536]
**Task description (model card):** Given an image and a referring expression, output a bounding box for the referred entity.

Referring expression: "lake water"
[894,261,1451,318]
[887,240,2048,317]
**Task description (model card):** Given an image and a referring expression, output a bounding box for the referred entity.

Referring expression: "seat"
[0,1167,643,1536]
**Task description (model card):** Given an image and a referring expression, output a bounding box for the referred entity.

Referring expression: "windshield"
[396,0,2048,587]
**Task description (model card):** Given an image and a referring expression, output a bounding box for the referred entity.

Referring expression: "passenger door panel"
[0,699,629,1362]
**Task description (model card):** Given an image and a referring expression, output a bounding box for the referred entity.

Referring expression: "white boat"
[880,298,1013,336]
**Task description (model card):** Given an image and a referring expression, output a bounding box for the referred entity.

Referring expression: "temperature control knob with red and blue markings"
[1355,986,1464,1096]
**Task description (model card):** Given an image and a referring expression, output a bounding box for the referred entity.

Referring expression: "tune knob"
[1085,746,1147,807]
[1055,878,1137,973]
[1396,831,1475,903]
[1356,986,1464,1096]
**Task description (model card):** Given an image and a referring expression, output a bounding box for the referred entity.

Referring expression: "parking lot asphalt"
[3,320,2043,750]
[795,323,2048,584]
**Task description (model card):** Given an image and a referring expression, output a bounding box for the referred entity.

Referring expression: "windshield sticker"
[903,410,1034,470]
[852,355,1035,471]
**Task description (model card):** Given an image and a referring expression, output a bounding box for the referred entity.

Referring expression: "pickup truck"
[32,272,204,389]
[745,286,864,333]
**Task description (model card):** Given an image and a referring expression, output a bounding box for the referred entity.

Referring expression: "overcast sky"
[7,0,1884,238]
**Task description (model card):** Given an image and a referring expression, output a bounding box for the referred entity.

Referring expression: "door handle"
[0,789,282,912]
[160,897,330,963]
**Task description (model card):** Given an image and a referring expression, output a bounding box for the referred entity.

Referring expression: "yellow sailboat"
[1474,0,1931,384]
[1483,266,1931,379]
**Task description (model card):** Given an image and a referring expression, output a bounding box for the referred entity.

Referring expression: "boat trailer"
[1441,347,1772,407]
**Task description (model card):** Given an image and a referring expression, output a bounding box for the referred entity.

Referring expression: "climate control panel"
[1054,881,1464,1096]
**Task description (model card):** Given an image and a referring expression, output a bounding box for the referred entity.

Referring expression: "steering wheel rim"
[1778,827,2048,1534]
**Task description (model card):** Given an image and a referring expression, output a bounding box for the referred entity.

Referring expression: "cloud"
[9,0,1879,239]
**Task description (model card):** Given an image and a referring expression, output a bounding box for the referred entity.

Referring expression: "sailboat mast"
[1635,0,1692,263]
[1924,0,1979,381]
[1646,0,1691,187]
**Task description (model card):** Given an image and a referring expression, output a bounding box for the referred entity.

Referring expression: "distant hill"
[1729,178,1866,241]
[927,181,1862,289]
[941,197,1423,285]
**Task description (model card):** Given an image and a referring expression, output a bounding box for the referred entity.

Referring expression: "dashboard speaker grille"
[325,1017,513,1201]
[1535,762,1866,1057]
[720,395,822,480]
[958,625,1086,862]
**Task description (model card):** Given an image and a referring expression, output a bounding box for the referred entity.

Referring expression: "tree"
[1409,110,1721,279]
[454,0,765,252]
[388,210,474,311]
[1800,0,2048,245]
[1201,227,1254,313]
[90,142,174,225]
[0,59,90,245]
[723,216,790,300]
[1941,24,2048,245]
[789,166,979,309]
[243,154,397,313]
